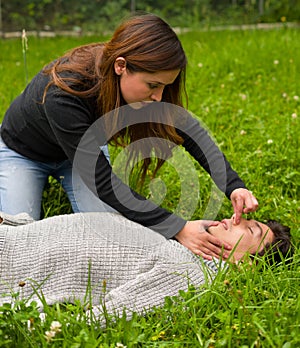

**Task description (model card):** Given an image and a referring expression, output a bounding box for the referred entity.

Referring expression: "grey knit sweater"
[0,212,222,323]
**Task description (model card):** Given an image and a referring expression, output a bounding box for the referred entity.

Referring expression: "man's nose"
[231,213,237,225]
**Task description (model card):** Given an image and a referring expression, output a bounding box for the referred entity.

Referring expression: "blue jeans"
[0,135,116,220]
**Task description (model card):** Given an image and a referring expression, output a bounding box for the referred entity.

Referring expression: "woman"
[0,14,258,258]
[0,211,292,325]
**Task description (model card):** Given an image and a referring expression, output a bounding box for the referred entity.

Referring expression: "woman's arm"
[42,90,186,238]
[177,115,246,198]
[176,113,258,220]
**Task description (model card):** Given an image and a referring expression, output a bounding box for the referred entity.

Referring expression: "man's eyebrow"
[255,221,263,238]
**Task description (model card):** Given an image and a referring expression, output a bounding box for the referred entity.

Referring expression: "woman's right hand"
[174,220,232,260]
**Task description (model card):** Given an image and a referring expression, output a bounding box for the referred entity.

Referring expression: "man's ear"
[114,57,126,75]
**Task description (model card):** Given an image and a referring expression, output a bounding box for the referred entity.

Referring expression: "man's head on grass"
[207,216,292,263]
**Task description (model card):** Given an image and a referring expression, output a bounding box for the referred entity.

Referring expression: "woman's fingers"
[230,188,259,224]
[175,221,231,259]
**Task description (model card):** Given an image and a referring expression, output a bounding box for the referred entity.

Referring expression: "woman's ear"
[114,57,126,75]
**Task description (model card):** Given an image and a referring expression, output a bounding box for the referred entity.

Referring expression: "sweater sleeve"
[92,259,206,325]
[0,212,35,225]
[176,114,247,198]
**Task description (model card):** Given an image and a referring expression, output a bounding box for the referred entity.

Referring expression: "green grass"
[0,28,299,347]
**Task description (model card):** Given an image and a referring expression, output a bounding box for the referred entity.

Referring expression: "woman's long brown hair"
[43,14,188,185]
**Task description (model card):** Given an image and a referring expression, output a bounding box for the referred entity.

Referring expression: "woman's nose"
[151,87,164,102]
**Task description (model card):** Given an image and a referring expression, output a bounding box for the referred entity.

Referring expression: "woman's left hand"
[230,188,259,224]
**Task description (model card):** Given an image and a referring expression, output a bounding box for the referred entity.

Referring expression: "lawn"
[0,27,299,347]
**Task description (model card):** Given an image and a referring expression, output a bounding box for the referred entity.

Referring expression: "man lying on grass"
[0,211,292,325]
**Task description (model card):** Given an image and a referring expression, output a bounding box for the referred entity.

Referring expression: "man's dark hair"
[256,220,293,265]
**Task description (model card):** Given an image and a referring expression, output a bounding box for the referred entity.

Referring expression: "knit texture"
[0,212,222,323]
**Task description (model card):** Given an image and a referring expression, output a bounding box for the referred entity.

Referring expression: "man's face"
[208,216,274,261]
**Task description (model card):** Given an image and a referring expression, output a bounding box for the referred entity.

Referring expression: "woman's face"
[114,58,180,107]
[208,216,274,261]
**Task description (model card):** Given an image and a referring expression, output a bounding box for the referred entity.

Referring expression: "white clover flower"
[240,130,247,135]
[273,60,279,65]
[45,330,56,342]
[115,343,127,348]
[282,93,287,98]
[292,113,297,119]
[239,93,247,100]
[44,321,62,342]
[50,321,62,332]
[27,319,35,332]
[267,139,273,144]
[197,62,203,68]
[39,313,46,322]
[293,95,299,101]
